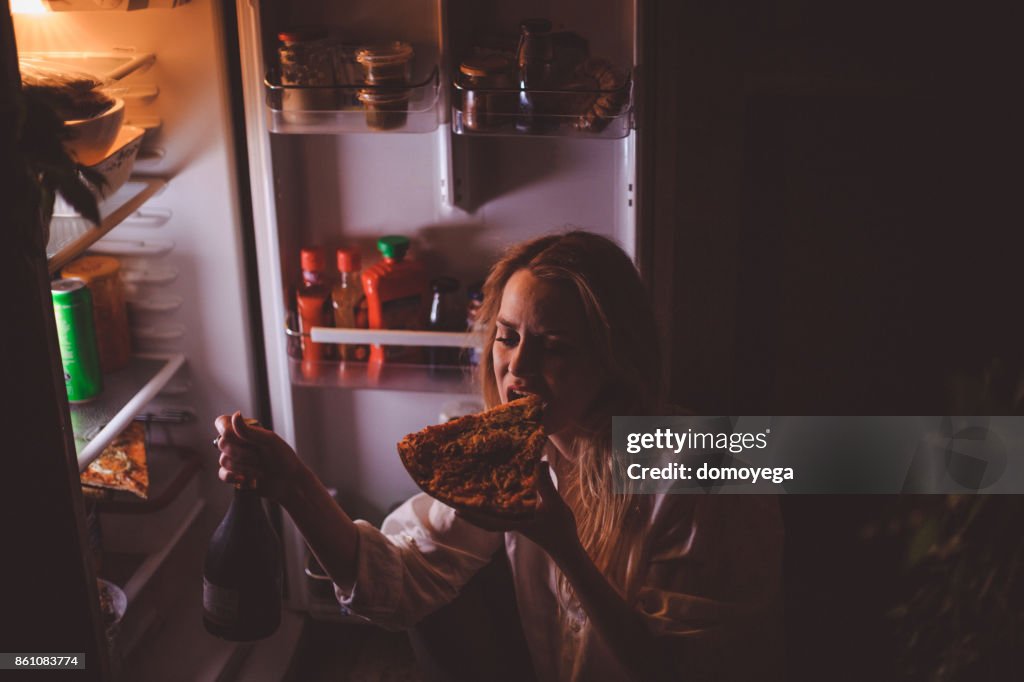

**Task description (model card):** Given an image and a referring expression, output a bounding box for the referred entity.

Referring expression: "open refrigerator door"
[13,0,640,677]
[12,1,271,679]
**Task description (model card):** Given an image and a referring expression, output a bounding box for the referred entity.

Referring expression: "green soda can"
[52,279,103,403]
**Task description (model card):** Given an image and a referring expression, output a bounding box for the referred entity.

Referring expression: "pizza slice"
[397,395,546,518]
[80,422,149,499]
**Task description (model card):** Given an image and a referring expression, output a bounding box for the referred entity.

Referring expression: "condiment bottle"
[516,18,556,133]
[361,235,429,365]
[332,247,369,362]
[297,247,335,373]
[427,276,461,367]
[203,419,282,642]
[62,255,131,372]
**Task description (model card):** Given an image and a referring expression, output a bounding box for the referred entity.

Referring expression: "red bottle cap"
[336,247,361,273]
[301,247,326,273]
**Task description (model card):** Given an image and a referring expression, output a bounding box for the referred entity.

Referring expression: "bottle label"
[202,577,239,626]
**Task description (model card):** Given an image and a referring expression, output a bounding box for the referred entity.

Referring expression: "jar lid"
[377,235,410,260]
[357,88,410,104]
[459,54,514,78]
[356,41,414,66]
[336,247,361,273]
[278,28,328,44]
[430,276,460,294]
[300,247,326,273]
[62,255,120,282]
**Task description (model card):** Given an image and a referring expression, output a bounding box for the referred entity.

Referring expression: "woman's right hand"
[214,411,308,505]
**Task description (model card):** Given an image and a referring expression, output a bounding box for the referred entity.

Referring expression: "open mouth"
[507,387,536,402]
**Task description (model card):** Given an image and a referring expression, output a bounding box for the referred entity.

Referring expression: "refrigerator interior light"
[13,0,191,12]
[10,0,48,14]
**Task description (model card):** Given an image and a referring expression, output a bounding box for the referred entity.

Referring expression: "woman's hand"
[214,411,308,505]
[456,461,582,562]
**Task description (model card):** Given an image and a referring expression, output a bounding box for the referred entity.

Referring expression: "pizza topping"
[398,395,546,518]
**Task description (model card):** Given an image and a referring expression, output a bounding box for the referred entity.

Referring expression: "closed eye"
[495,334,518,348]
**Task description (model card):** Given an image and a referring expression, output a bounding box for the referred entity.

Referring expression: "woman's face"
[492,269,605,436]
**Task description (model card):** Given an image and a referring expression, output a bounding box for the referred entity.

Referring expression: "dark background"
[638,2,1023,680]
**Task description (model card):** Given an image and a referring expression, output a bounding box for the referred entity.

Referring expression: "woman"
[216,231,783,681]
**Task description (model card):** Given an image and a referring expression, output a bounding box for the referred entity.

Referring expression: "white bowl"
[64,98,125,167]
[89,125,145,199]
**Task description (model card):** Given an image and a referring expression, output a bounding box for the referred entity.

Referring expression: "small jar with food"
[278,29,337,111]
[458,54,516,132]
[355,42,414,130]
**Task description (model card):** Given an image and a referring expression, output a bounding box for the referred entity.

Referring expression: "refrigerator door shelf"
[264,66,441,135]
[289,358,476,395]
[451,75,634,140]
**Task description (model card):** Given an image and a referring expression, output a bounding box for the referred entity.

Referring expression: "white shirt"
[337,490,784,681]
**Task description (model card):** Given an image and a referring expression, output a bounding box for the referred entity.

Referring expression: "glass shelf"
[47,177,167,275]
[264,66,441,134]
[71,353,186,471]
[451,75,633,140]
[289,358,477,394]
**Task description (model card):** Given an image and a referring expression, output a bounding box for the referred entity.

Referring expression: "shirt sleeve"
[636,495,785,680]
[334,493,504,630]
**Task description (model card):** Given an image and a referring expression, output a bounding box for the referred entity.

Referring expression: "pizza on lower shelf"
[80,422,149,499]
[397,395,546,518]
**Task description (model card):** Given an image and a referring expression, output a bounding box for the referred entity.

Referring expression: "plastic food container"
[62,255,131,373]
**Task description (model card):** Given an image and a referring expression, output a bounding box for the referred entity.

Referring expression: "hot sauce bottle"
[361,235,429,365]
[296,247,335,377]
[331,247,369,362]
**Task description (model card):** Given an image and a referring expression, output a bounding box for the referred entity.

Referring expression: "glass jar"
[458,54,515,132]
[355,42,414,85]
[278,29,337,112]
[357,88,410,130]
[515,18,556,132]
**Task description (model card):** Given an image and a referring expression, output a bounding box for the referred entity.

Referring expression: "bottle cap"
[301,247,326,273]
[336,247,361,273]
[377,235,410,261]
[430,276,460,294]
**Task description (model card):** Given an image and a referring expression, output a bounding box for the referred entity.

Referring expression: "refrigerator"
[9,0,644,679]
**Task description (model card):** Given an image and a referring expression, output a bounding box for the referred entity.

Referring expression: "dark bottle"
[465,281,485,366]
[203,476,282,641]
[427,276,461,367]
[516,18,556,133]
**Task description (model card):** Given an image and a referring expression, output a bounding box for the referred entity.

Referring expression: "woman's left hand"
[456,461,581,561]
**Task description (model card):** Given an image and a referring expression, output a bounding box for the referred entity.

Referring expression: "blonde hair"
[476,231,664,675]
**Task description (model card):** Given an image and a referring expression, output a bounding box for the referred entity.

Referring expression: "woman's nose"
[508,337,540,378]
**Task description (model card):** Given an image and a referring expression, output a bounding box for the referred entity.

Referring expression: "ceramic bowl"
[89,125,145,199]
[64,98,125,167]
